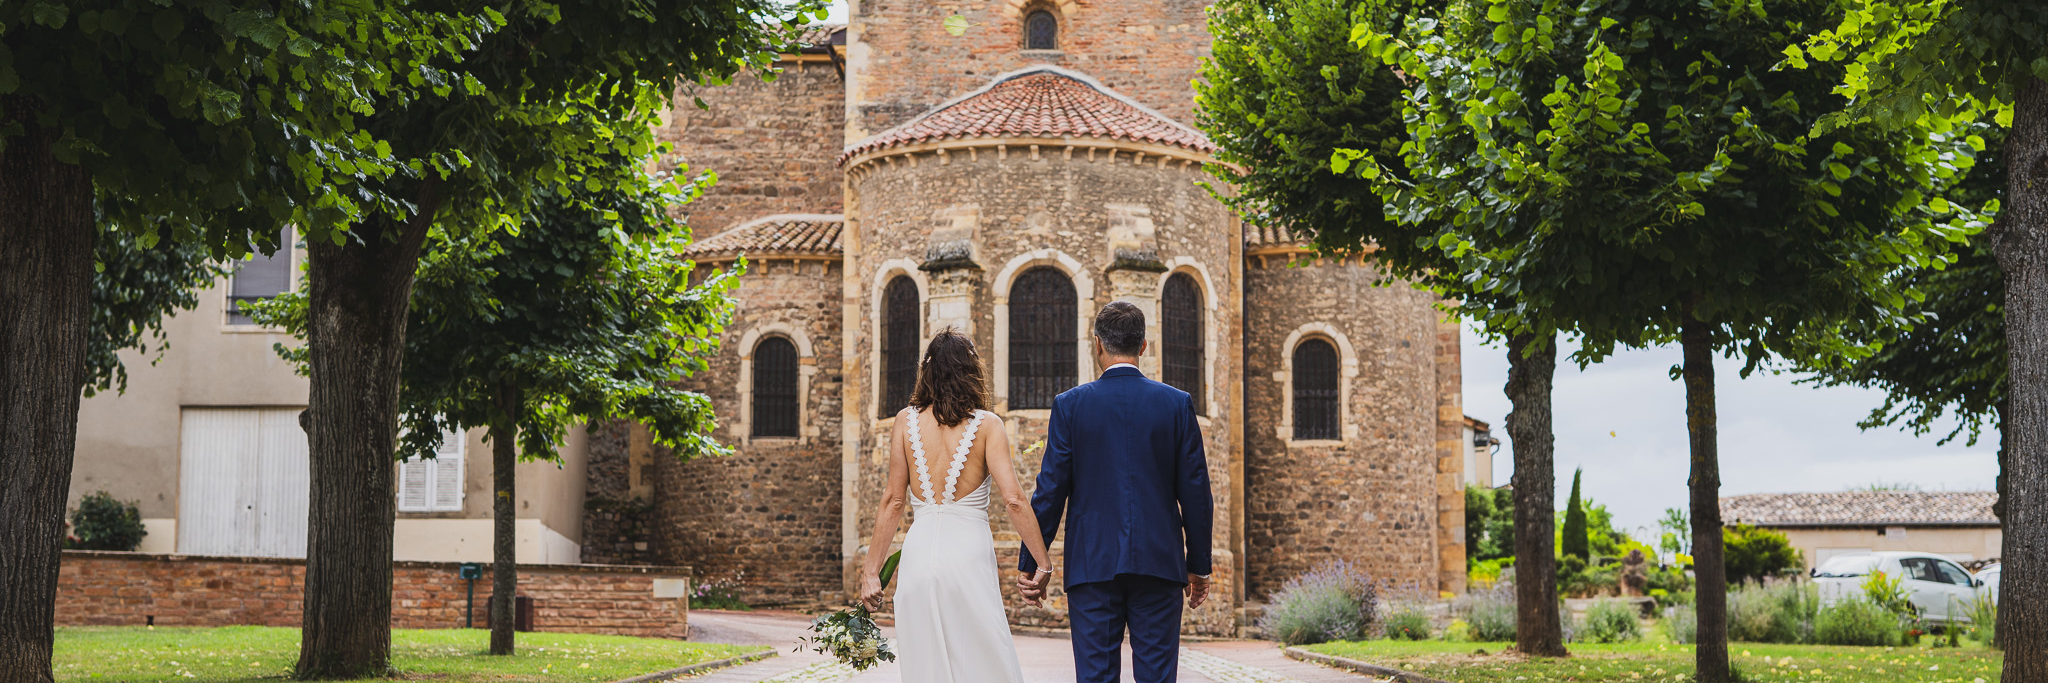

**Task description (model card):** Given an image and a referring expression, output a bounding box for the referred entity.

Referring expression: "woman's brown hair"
[909,329,990,426]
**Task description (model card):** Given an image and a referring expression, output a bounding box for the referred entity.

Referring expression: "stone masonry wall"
[846,0,1213,142]
[654,259,845,606]
[844,148,1242,634]
[56,551,691,638]
[1241,254,1445,600]
[656,58,846,238]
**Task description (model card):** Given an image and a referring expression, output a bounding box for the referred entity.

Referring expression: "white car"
[1811,551,1987,625]
[1975,563,2001,604]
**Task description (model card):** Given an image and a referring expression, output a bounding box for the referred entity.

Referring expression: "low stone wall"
[56,551,691,638]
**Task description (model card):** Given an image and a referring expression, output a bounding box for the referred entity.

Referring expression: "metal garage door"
[177,408,310,558]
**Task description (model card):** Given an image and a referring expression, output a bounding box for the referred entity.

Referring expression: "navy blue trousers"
[1065,574,1184,683]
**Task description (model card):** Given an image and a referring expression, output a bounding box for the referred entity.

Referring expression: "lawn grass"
[1301,638,2003,683]
[55,626,767,682]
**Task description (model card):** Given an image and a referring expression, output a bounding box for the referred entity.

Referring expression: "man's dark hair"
[1094,301,1146,356]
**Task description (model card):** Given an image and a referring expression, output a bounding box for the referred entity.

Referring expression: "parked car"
[1975,563,2001,604]
[1812,551,1985,625]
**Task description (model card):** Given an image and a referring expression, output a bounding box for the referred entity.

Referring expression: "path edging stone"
[612,648,777,683]
[1283,646,1457,683]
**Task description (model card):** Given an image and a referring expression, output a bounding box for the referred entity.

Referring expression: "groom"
[1017,300,1213,683]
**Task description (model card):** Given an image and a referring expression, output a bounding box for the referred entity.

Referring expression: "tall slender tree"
[1561,469,1588,561]
[0,5,477,679]
[1196,0,1572,655]
[1352,1,1978,680]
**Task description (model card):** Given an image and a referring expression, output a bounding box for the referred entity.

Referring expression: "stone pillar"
[1435,308,1468,594]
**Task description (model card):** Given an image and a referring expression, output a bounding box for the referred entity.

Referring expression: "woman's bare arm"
[985,419,1053,575]
[858,409,915,609]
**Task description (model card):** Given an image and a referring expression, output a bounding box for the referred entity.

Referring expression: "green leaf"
[879,550,903,588]
[943,15,972,37]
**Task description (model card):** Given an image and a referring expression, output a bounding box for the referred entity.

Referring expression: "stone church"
[582,2,1475,635]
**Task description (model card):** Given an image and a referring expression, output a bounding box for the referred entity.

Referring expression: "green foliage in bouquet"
[799,551,906,670]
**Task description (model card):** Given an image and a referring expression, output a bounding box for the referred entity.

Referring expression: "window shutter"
[397,458,430,511]
[430,429,465,511]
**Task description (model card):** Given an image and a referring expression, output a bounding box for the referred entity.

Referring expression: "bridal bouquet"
[799,551,901,670]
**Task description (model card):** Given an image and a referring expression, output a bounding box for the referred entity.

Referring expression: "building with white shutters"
[67,227,589,563]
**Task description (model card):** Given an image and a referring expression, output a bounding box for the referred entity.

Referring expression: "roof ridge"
[843,65,1214,161]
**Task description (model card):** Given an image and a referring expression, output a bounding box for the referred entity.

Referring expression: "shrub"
[1453,584,1517,642]
[1468,557,1513,588]
[1383,604,1432,640]
[1723,524,1802,586]
[691,573,752,611]
[1443,618,1473,642]
[1861,571,1917,618]
[1580,599,1642,643]
[1667,605,1699,645]
[1726,581,1817,644]
[1961,596,1998,647]
[1815,599,1904,646]
[1262,560,1379,645]
[69,491,146,551]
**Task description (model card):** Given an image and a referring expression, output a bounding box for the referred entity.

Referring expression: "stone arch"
[868,259,930,425]
[1156,257,1220,416]
[992,249,1095,413]
[1276,322,1360,445]
[735,322,819,443]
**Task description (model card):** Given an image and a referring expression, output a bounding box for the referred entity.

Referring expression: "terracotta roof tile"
[1245,222,1307,248]
[844,66,1216,161]
[683,214,843,261]
[1720,491,1999,527]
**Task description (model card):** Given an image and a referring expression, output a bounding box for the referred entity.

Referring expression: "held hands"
[1015,570,1052,607]
[857,573,885,611]
[1185,573,1210,609]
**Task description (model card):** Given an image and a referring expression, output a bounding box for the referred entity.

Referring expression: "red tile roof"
[682,214,843,261]
[843,66,1216,162]
[1721,491,1999,527]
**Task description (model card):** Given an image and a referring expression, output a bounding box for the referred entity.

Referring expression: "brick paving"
[682,611,1388,683]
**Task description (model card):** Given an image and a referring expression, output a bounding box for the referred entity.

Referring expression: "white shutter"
[253,410,310,557]
[397,458,431,511]
[430,428,465,511]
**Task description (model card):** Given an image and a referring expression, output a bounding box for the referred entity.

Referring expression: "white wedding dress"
[893,408,1026,683]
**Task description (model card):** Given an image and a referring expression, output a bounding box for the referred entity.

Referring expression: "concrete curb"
[1283,646,1457,683]
[612,648,777,683]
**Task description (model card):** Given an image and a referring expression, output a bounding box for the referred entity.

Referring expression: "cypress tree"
[1562,469,1589,561]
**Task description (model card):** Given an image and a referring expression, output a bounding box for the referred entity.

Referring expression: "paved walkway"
[681,611,1391,683]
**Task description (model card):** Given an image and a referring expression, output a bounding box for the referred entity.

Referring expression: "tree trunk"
[1993,75,2048,682]
[1994,399,2008,651]
[0,98,96,683]
[489,384,521,655]
[1504,331,1566,657]
[1681,302,1730,683]
[295,206,435,679]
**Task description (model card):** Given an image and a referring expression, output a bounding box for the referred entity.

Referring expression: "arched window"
[1161,273,1204,407]
[881,276,920,418]
[753,337,800,438]
[1292,338,1340,440]
[1025,10,1059,50]
[1008,267,1076,409]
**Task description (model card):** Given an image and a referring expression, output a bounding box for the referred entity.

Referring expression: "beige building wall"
[72,258,588,562]
[1775,526,2003,569]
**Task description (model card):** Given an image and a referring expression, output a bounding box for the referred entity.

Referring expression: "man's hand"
[1016,572,1047,607]
[1185,574,1210,609]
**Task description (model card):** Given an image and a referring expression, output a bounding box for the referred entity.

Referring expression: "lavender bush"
[1261,560,1380,645]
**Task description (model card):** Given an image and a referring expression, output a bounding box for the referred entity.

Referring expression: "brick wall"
[654,259,847,606]
[846,0,1214,141]
[1241,254,1446,599]
[56,551,691,638]
[656,59,846,238]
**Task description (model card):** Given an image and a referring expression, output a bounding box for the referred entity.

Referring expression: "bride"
[858,330,1053,683]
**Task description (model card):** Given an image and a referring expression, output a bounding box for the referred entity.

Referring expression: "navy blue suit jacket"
[1019,365,1213,588]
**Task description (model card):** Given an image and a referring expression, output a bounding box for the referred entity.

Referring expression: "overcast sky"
[1460,322,1999,540]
